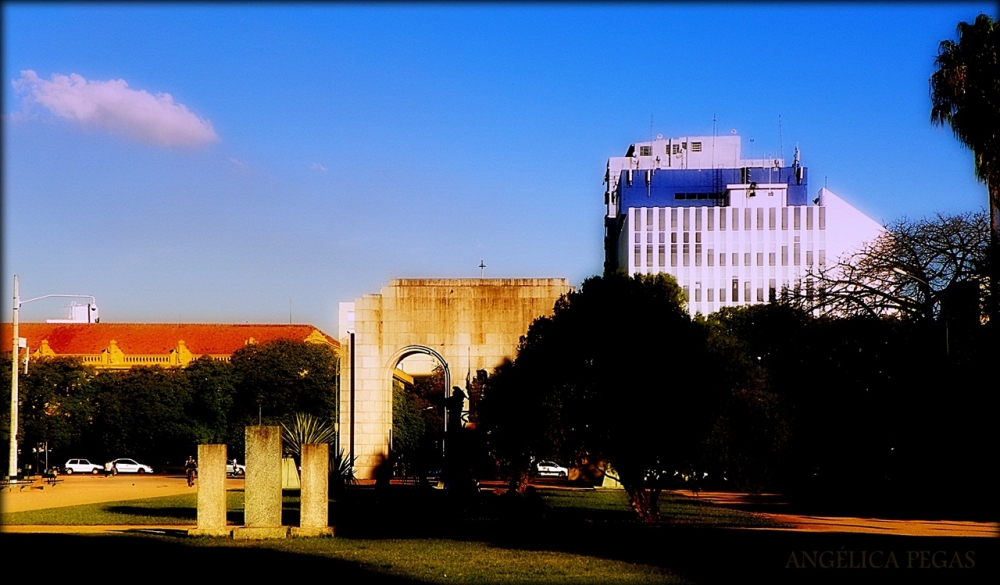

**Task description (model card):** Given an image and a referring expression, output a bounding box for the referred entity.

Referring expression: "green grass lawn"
[1,488,782,585]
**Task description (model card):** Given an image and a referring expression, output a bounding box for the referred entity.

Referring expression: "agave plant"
[331,448,358,490]
[281,412,337,461]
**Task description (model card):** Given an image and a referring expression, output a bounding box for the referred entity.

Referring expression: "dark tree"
[86,366,197,463]
[930,14,999,320]
[802,211,989,330]
[481,273,709,522]
[228,339,339,442]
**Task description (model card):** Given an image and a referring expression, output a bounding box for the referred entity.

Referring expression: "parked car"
[110,458,153,474]
[226,462,246,477]
[63,458,103,475]
[535,461,569,478]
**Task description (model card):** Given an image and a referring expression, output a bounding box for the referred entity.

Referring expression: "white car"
[110,458,153,474]
[226,462,246,477]
[63,458,103,475]
[535,461,569,478]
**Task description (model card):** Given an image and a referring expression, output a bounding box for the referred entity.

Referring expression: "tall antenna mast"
[778,114,784,161]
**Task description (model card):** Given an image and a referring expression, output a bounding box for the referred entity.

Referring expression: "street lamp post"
[8,275,96,477]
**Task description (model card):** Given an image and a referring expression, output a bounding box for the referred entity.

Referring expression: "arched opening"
[385,346,451,482]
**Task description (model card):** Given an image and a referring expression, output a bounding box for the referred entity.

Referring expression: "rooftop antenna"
[479,260,485,279]
[778,115,784,162]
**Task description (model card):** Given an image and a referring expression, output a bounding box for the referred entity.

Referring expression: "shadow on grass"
[105,506,196,521]
[0,533,420,582]
[328,486,999,584]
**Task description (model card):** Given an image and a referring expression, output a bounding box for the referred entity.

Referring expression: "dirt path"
[674,490,999,538]
[1,474,240,514]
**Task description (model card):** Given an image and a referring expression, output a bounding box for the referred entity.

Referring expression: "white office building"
[603,134,883,315]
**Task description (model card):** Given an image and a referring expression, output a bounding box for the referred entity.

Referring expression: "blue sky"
[3,3,995,334]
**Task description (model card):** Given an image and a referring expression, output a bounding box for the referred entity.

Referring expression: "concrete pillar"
[189,444,229,536]
[234,425,287,539]
[293,443,333,537]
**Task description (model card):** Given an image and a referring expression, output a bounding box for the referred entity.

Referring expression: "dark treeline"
[476,273,994,521]
[1,339,338,471]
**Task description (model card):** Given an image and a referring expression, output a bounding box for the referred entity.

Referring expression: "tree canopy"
[481,272,711,521]
[801,211,989,323]
[930,13,999,319]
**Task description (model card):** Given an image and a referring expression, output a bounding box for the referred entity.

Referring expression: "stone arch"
[385,344,452,404]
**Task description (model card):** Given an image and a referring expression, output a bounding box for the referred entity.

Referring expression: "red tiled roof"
[1,323,338,356]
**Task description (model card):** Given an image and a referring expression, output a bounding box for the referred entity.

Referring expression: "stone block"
[245,425,282,528]
[196,444,227,532]
[300,443,329,530]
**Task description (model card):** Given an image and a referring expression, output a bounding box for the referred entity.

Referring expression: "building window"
[683,208,690,231]
[695,244,702,266]
[719,288,727,302]
[691,141,702,152]
[781,207,788,230]
[647,246,653,267]
[794,207,801,230]
[634,246,641,267]
[745,281,751,304]
[745,208,752,231]
[806,250,814,266]
[707,288,714,302]
[757,252,763,266]
[646,209,653,231]
[733,253,739,266]
[720,210,727,231]
[659,245,666,267]
[671,244,678,267]
[647,232,653,243]
[659,208,666,229]
[769,252,775,266]
[744,252,751,266]
[673,144,681,154]
[806,207,814,230]
[659,232,665,243]
[819,249,826,266]
[794,239,801,266]
[695,209,702,231]
[695,287,702,302]
[757,208,764,230]
[819,207,826,230]
[671,208,678,230]
[707,250,714,266]
[806,278,815,303]
[733,208,740,230]
[683,244,690,266]
[671,232,678,243]
[769,279,776,302]
[719,253,726,266]
[769,208,776,230]
[707,209,714,231]
[683,285,690,300]
[732,279,739,302]
[756,287,764,302]
[640,145,651,156]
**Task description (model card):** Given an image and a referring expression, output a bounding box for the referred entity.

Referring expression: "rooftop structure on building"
[1,322,338,370]
[603,133,883,315]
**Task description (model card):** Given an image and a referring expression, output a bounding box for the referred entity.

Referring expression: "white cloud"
[12,70,219,147]
[228,157,251,174]
[309,163,328,173]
